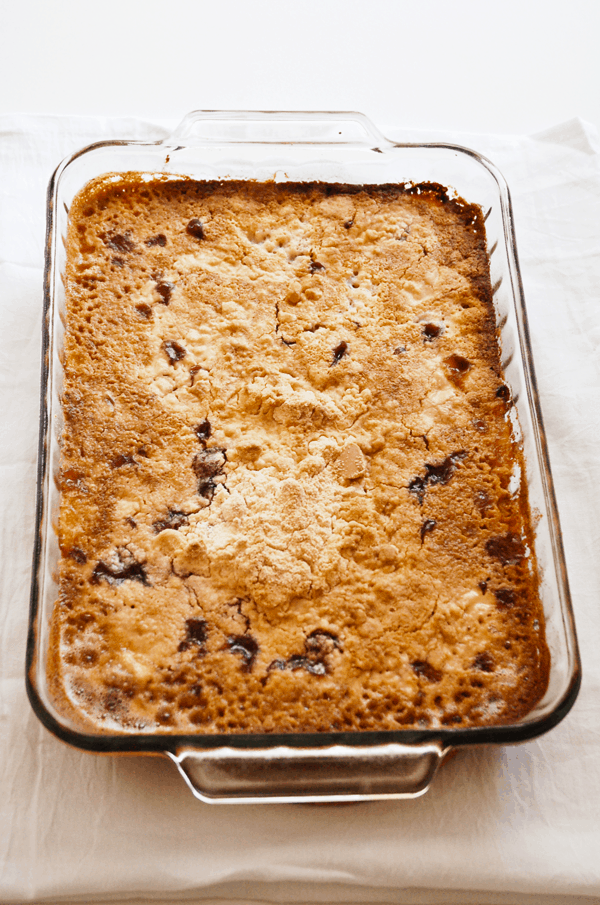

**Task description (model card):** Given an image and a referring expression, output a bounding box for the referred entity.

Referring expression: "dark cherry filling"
[135,303,152,319]
[420,518,437,542]
[409,451,467,504]
[178,618,208,654]
[104,232,136,253]
[91,556,148,586]
[411,660,442,683]
[443,354,472,384]
[193,447,227,501]
[111,454,136,468]
[162,340,187,364]
[472,651,495,672]
[155,281,174,304]
[486,534,526,565]
[227,635,259,672]
[186,218,205,240]
[145,234,167,247]
[287,655,326,675]
[267,630,340,676]
[194,420,212,443]
[267,659,287,672]
[332,341,348,365]
[152,510,189,533]
[494,588,517,611]
[305,629,340,656]
[422,322,443,341]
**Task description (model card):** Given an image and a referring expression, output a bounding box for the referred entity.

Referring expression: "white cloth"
[1,114,599,905]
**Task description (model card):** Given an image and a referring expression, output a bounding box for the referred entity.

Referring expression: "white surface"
[1,0,600,136]
[3,6,600,902]
[1,112,600,905]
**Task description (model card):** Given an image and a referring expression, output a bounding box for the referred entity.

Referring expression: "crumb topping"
[51,178,549,734]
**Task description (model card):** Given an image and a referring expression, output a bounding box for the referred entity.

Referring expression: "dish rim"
[27,110,582,762]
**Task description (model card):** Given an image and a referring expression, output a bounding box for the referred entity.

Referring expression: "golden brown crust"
[50,177,550,734]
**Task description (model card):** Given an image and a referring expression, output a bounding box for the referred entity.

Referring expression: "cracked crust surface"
[51,178,550,734]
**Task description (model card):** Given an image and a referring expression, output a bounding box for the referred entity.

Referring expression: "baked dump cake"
[50,177,550,733]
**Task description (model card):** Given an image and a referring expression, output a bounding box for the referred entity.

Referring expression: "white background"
[0,0,599,135]
[2,2,600,905]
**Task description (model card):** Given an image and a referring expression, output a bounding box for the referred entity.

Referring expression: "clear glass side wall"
[31,132,578,742]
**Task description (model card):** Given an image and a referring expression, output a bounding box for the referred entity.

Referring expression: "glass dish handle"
[168,741,447,803]
[165,110,389,147]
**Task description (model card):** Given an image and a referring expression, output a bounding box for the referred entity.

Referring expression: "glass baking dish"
[26,111,581,803]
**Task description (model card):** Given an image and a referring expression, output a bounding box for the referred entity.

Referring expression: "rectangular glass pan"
[27,111,581,803]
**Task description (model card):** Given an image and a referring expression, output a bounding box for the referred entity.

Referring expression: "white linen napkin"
[1,114,599,905]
